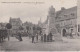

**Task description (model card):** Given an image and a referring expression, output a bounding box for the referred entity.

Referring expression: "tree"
[19,26,24,30]
[26,26,30,30]
[33,26,36,30]
[37,27,42,31]
[6,23,12,29]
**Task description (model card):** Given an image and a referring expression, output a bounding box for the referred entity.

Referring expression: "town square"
[0,0,80,51]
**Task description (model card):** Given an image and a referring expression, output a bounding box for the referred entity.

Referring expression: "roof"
[9,18,22,23]
[55,6,77,22]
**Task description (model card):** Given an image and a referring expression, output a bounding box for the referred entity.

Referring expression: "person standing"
[36,33,38,42]
[63,29,66,37]
[31,26,35,43]
[47,34,49,42]
[44,34,47,42]
[41,34,43,42]
[32,35,35,43]
[49,32,53,42]
[70,29,73,38]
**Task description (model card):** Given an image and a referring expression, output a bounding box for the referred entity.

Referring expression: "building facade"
[9,17,22,34]
[22,22,33,32]
[42,6,77,37]
[0,23,7,30]
[55,6,77,36]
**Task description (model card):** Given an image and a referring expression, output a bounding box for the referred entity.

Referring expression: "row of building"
[0,17,34,35]
[0,5,78,39]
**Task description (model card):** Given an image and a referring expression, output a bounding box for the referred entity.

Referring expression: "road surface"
[1,36,80,51]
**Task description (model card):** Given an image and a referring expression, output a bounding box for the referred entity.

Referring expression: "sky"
[0,0,77,24]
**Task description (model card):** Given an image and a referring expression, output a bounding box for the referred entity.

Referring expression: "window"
[64,14,67,17]
[64,21,66,25]
[58,16,61,19]
[71,13,75,16]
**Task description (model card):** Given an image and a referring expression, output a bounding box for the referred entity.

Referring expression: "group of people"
[0,29,53,44]
[31,33,38,43]
[31,32,53,43]
[15,30,53,43]
[0,29,8,42]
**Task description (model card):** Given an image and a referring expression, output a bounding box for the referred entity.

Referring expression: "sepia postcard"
[0,0,80,52]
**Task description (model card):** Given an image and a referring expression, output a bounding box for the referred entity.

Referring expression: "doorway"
[63,29,66,37]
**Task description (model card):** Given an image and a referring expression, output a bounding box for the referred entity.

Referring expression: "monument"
[48,6,62,41]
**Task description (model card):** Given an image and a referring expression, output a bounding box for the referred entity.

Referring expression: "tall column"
[48,6,62,41]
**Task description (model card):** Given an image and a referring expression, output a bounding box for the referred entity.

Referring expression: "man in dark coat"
[44,34,47,42]
[41,34,43,42]
[49,32,53,42]
[32,34,35,43]
[70,29,73,38]
[63,29,66,37]
[0,30,1,42]
[36,33,38,42]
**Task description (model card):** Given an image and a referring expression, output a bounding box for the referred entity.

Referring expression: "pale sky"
[0,0,77,24]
